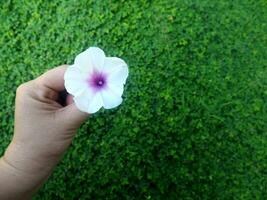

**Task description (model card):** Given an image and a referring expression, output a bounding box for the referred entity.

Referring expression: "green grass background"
[0,0,267,199]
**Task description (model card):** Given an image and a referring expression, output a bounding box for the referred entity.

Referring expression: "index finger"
[35,65,68,92]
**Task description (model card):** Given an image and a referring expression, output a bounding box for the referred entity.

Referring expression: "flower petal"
[74,47,106,73]
[64,66,88,96]
[74,89,103,114]
[73,88,93,112]
[87,92,103,113]
[108,83,124,97]
[103,57,129,86]
[101,87,123,109]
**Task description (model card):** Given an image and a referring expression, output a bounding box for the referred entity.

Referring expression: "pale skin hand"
[0,65,88,200]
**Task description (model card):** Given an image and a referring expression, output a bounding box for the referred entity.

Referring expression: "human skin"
[0,65,88,200]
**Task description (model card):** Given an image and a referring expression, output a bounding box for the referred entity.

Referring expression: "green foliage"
[0,0,267,199]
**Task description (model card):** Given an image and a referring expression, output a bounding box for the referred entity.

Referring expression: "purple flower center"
[87,71,107,92]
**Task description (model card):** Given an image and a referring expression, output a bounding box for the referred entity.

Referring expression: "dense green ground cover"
[0,0,267,199]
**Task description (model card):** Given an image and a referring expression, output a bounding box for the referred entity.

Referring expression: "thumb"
[58,103,89,129]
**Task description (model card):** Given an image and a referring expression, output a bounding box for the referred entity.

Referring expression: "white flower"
[64,47,129,114]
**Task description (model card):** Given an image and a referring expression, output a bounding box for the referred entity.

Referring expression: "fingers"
[66,94,74,105]
[35,65,68,92]
[58,103,89,127]
[35,65,89,125]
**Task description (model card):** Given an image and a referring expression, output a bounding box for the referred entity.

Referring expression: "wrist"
[3,140,59,176]
[0,156,41,200]
[0,141,57,199]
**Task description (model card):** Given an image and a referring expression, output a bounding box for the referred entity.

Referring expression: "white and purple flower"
[64,47,129,114]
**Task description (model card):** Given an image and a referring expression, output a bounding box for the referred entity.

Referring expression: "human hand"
[0,65,88,199]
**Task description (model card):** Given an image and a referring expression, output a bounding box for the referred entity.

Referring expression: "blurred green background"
[0,0,267,199]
